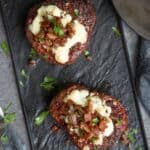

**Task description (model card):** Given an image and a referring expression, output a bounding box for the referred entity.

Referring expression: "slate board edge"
[116,16,149,150]
[0,3,33,150]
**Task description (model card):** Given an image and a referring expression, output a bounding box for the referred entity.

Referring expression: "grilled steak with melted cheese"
[26,0,96,64]
[50,85,128,150]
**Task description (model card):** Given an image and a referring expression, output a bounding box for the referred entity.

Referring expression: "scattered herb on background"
[29,48,38,60]
[92,117,99,126]
[0,134,9,144]
[21,69,27,79]
[112,27,121,37]
[34,110,49,126]
[84,50,90,57]
[128,128,138,143]
[74,9,79,17]
[40,76,58,91]
[19,81,24,87]
[0,40,9,55]
[3,112,16,124]
[54,25,64,37]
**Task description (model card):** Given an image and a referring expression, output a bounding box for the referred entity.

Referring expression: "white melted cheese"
[53,20,87,63]
[29,5,87,64]
[29,5,62,35]
[64,89,89,107]
[64,89,114,146]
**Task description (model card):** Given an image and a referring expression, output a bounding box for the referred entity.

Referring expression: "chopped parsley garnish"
[54,25,64,37]
[29,48,38,60]
[112,27,121,37]
[40,76,58,91]
[21,69,27,79]
[49,17,56,26]
[74,9,79,17]
[0,40,9,55]
[38,38,45,43]
[92,117,99,126]
[4,112,16,125]
[34,110,49,126]
[116,119,122,126]
[84,50,90,57]
[94,146,98,150]
[91,136,97,142]
[0,134,9,144]
[128,128,138,143]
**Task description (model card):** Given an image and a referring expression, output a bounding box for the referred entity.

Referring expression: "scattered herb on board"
[54,25,64,37]
[21,69,27,79]
[112,27,121,37]
[84,50,90,57]
[4,112,16,124]
[40,76,58,91]
[0,134,9,144]
[0,40,9,55]
[29,48,38,60]
[74,9,79,17]
[4,102,12,114]
[92,117,99,126]
[34,110,49,126]
[127,128,138,143]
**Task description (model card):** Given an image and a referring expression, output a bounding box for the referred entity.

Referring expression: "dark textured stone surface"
[0,0,147,149]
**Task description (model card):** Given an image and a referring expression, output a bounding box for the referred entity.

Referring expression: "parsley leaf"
[112,27,121,37]
[128,128,138,143]
[84,50,90,57]
[34,110,49,126]
[74,9,79,17]
[4,112,16,124]
[40,76,58,91]
[21,69,27,79]
[29,48,38,60]
[136,146,143,150]
[92,117,99,126]
[54,25,64,37]
[0,134,9,144]
[0,40,9,55]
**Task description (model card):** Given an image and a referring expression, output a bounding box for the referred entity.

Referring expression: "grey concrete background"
[0,13,149,150]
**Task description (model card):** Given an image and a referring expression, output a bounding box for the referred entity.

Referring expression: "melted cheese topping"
[64,89,114,145]
[53,20,87,63]
[29,5,88,64]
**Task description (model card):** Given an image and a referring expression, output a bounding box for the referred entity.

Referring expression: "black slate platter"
[0,0,147,149]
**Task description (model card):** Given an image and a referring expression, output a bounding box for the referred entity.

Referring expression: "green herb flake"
[21,69,27,79]
[112,27,121,37]
[0,40,9,56]
[40,76,58,91]
[38,38,45,43]
[29,48,38,60]
[91,136,97,142]
[84,50,90,57]
[128,128,138,143]
[34,110,49,126]
[92,117,99,126]
[50,17,56,26]
[19,81,24,87]
[4,112,16,124]
[116,119,122,126]
[54,25,64,37]
[74,9,79,17]
[0,135,9,144]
